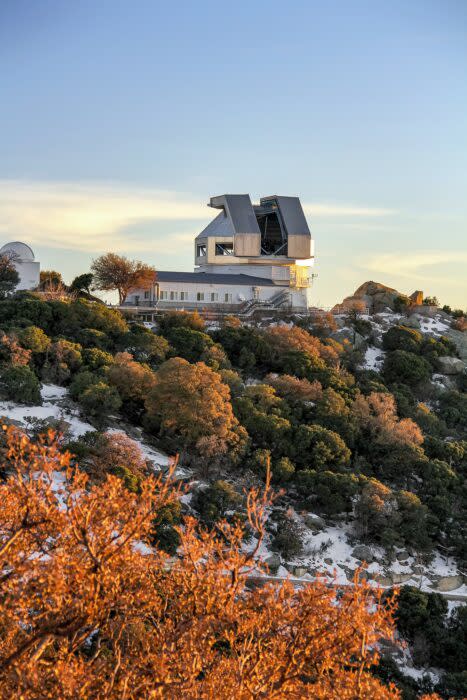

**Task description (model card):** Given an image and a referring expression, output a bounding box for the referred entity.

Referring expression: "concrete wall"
[128,280,284,306]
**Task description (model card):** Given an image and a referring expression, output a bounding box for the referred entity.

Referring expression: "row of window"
[159,290,233,303]
[196,243,234,257]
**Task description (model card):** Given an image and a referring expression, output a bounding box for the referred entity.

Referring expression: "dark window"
[215,242,234,256]
[196,244,206,257]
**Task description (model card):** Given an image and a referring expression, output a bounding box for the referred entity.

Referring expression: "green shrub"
[383,350,431,386]
[0,365,41,405]
[382,326,423,354]
[77,381,122,424]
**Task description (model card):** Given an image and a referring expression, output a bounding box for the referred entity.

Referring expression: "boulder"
[324,557,333,565]
[330,328,366,349]
[351,545,374,563]
[409,291,424,305]
[412,565,425,575]
[435,574,464,592]
[436,356,465,375]
[292,566,308,578]
[404,315,421,329]
[304,514,326,531]
[396,550,410,562]
[264,553,281,573]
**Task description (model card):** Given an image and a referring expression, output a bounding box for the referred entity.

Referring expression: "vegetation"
[0,427,406,699]
[0,278,465,697]
[91,253,156,304]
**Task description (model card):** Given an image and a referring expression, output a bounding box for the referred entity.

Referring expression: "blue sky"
[1,0,466,307]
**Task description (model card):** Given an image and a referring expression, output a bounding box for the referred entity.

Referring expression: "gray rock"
[330,328,366,349]
[435,574,464,592]
[351,545,374,563]
[373,574,392,587]
[436,356,465,375]
[412,565,425,575]
[404,315,421,329]
[264,553,281,573]
[304,514,326,530]
[396,550,410,562]
[292,566,308,578]
[324,557,333,565]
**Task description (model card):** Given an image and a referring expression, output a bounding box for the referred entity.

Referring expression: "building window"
[215,242,234,256]
[180,291,188,301]
[196,244,206,257]
[210,292,218,302]
[196,292,205,301]
[224,293,232,303]
[144,290,150,299]
[159,291,168,300]
[170,291,178,301]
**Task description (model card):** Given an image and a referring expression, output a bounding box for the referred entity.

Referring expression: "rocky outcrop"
[333,281,410,314]
[436,356,465,375]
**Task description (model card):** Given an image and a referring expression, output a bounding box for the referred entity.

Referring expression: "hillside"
[0,284,466,698]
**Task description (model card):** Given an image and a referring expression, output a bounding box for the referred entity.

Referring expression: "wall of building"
[127,280,285,306]
[14,261,40,290]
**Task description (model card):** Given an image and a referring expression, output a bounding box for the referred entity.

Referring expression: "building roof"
[195,193,311,242]
[157,271,278,287]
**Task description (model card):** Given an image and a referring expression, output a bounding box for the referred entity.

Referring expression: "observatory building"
[125,194,315,318]
[0,242,40,291]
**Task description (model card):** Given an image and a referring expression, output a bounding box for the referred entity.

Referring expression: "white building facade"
[125,194,315,317]
[0,242,40,291]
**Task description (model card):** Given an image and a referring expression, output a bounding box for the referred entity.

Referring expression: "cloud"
[361,250,467,280]
[0,180,210,253]
[303,203,395,217]
[0,180,395,254]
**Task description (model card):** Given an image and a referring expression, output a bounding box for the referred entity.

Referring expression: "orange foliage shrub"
[0,427,415,699]
[107,351,156,402]
[265,373,323,402]
[0,333,31,366]
[265,326,342,366]
[352,392,424,447]
[145,357,247,460]
[89,430,148,483]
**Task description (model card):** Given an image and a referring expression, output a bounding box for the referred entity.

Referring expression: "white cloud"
[361,250,467,280]
[0,180,209,253]
[0,180,395,254]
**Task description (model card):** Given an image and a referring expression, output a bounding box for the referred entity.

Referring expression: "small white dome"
[0,241,35,262]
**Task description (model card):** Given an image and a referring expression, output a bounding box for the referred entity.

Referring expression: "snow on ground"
[362,346,386,371]
[417,314,450,336]
[0,384,95,438]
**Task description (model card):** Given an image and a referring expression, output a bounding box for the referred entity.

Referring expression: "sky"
[1,0,466,308]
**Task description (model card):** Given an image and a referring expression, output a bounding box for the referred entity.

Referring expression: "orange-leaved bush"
[0,426,434,699]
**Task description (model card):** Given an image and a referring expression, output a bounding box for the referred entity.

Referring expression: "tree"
[91,253,156,305]
[69,273,94,296]
[0,254,19,298]
[145,358,247,462]
[39,270,63,289]
[0,426,408,699]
